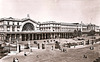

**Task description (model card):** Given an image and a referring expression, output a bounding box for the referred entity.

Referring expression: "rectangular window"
[17,26,20,31]
[17,22,19,25]
[7,22,9,25]
[13,22,14,25]
[12,26,15,31]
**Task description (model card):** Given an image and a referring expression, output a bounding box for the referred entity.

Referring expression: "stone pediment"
[22,18,38,24]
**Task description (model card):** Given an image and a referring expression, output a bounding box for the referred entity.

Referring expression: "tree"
[73,30,82,37]
[73,30,78,37]
[72,43,77,48]
[55,41,60,49]
[67,43,71,48]
[0,44,8,58]
[88,30,95,36]
[78,30,82,37]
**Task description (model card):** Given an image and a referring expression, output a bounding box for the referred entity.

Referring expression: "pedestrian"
[16,59,19,62]
[83,55,87,58]
[15,58,19,62]
[37,55,39,58]
[83,55,85,58]
[63,49,64,52]
[13,58,15,62]
[24,52,27,56]
[90,46,94,50]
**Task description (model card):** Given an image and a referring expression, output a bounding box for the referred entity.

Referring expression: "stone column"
[0,34,2,41]
[3,34,5,41]
[1,34,2,41]
[2,34,4,41]
[15,26,17,32]
[32,34,33,40]
[59,33,60,38]
[54,33,55,39]
[17,40,20,53]
[62,33,64,38]
[3,34,5,42]
[68,33,69,38]
[35,34,37,40]
[34,34,36,40]
[45,33,46,39]
[28,39,31,49]
[65,33,66,38]
[10,26,12,32]
[50,33,52,39]
[83,41,85,46]
[63,33,65,38]
[42,34,43,39]
[33,34,34,40]
[4,25,7,32]
[55,33,56,39]
[81,21,83,32]
[28,34,30,41]
[39,34,40,40]
[9,35,11,42]
[19,34,22,41]
[53,44,55,50]
[44,42,46,49]
[67,33,69,38]
[15,34,16,40]
[0,34,1,41]
[60,33,61,38]
[62,33,63,38]
[25,34,26,41]
[40,43,42,49]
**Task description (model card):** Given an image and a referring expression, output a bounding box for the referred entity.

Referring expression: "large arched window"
[22,23,34,31]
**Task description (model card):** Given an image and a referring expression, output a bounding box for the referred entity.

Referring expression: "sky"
[0,0,100,25]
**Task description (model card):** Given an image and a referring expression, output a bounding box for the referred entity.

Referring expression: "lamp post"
[8,35,11,53]
[8,43,10,53]
[59,34,60,42]
[16,39,20,53]
[59,34,61,50]
[28,40,31,52]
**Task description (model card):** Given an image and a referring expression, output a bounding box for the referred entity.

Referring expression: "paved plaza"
[0,43,100,62]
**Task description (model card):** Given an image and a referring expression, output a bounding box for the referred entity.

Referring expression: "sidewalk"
[70,42,100,49]
[1,42,100,62]
[70,45,91,49]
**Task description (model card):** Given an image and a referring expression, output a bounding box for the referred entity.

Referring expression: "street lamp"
[59,34,60,42]
[58,34,61,50]
[8,36,11,53]
[28,38,31,52]
[16,39,21,53]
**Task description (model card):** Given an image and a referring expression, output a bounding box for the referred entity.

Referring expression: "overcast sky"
[0,0,100,25]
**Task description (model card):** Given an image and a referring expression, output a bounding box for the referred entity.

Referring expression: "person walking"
[37,55,39,58]
[13,58,15,62]
[15,58,19,62]
[24,52,27,56]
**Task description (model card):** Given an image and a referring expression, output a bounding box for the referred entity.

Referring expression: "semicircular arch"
[21,21,36,31]
[22,23,34,31]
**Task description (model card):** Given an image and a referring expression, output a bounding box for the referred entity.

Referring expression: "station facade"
[0,17,99,49]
